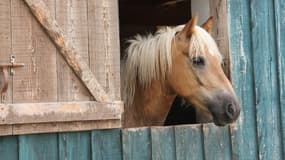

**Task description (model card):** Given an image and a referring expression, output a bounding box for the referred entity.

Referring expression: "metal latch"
[0,55,24,102]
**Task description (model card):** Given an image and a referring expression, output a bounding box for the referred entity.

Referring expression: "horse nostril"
[226,103,235,119]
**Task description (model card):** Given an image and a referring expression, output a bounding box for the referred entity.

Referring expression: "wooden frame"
[0,101,123,135]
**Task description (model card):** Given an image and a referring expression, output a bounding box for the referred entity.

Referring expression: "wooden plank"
[91,129,122,160]
[228,0,258,159]
[11,119,121,135]
[209,0,230,78]
[30,0,57,102]
[23,0,110,102]
[0,136,18,160]
[11,0,33,103]
[174,124,204,160]
[151,126,176,160]
[59,131,91,160]
[88,0,121,101]
[122,127,151,160]
[11,0,57,103]
[19,133,58,160]
[0,101,123,124]
[0,125,13,135]
[56,0,90,101]
[274,0,285,157]
[203,124,231,160]
[250,0,282,159]
[0,0,12,103]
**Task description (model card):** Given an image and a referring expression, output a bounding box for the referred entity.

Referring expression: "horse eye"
[192,56,205,67]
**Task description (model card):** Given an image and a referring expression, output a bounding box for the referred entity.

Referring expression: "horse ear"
[182,16,198,38]
[201,16,213,33]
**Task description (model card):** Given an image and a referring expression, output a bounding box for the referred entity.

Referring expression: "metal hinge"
[0,55,24,103]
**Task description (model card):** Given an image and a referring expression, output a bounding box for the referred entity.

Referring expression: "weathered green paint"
[250,0,282,159]
[274,0,285,156]
[122,127,151,160]
[59,132,91,160]
[175,124,203,160]
[151,126,176,160]
[91,129,122,160]
[228,0,258,159]
[203,124,231,160]
[0,136,18,160]
[19,134,58,160]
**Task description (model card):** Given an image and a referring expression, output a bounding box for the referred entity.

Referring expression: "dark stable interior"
[119,0,197,125]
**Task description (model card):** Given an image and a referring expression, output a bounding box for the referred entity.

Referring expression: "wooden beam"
[0,101,123,125]
[0,120,121,136]
[22,0,110,102]
[209,0,231,79]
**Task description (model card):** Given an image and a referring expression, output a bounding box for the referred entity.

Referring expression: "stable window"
[119,0,230,126]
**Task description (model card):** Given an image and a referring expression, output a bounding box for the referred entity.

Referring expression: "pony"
[122,16,240,127]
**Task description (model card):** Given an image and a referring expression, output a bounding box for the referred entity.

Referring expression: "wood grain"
[56,0,90,101]
[88,0,121,101]
[151,126,176,160]
[274,0,285,157]
[250,0,282,159]
[228,0,258,159]
[59,131,91,160]
[175,124,204,160]
[23,0,110,102]
[0,101,123,125]
[122,127,151,160]
[10,119,121,135]
[19,133,59,160]
[0,136,18,160]
[203,124,231,160]
[91,129,122,160]
[0,0,12,103]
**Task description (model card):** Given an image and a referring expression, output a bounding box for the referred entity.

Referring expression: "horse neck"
[124,80,176,128]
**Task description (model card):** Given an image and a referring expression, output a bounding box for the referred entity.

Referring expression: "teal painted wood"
[250,0,282,159]
[19,133,58,160]
[0,136,18,160]
[91,129,122,160]
[228,0,258,159]
[203,124,231,160]
[174,124,203,160]
[274,0,285,156]
[151,126,175,160]
[122,127,151,160]
[59,132,91,160]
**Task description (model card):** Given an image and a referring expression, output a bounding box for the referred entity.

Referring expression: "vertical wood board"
[151,126,176,160]
[56,0,90,101]
[274,0,285,157]
[0,136,18,160]
[88,0,121,101]
[203,124,231,160]
[19,133,58,160]
[175,125,204,160]
[228,0,258,159]
[250,0,282,159]
[122,127,151,160]
[91,129,122,160]
[59,132,91,160]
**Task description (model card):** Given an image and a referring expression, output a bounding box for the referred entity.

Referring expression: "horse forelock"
[189,26,222,61]
[123,25,222,107]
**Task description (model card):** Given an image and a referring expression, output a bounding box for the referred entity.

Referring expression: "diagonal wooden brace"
[23,0,111,102]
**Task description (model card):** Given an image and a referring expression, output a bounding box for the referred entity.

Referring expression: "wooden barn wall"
[1,0,285,160]
[0,0,121,103]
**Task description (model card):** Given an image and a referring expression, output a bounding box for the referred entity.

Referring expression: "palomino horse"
[123,16,240,127]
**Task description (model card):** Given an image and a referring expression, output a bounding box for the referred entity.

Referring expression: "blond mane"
[123,25,222,107]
